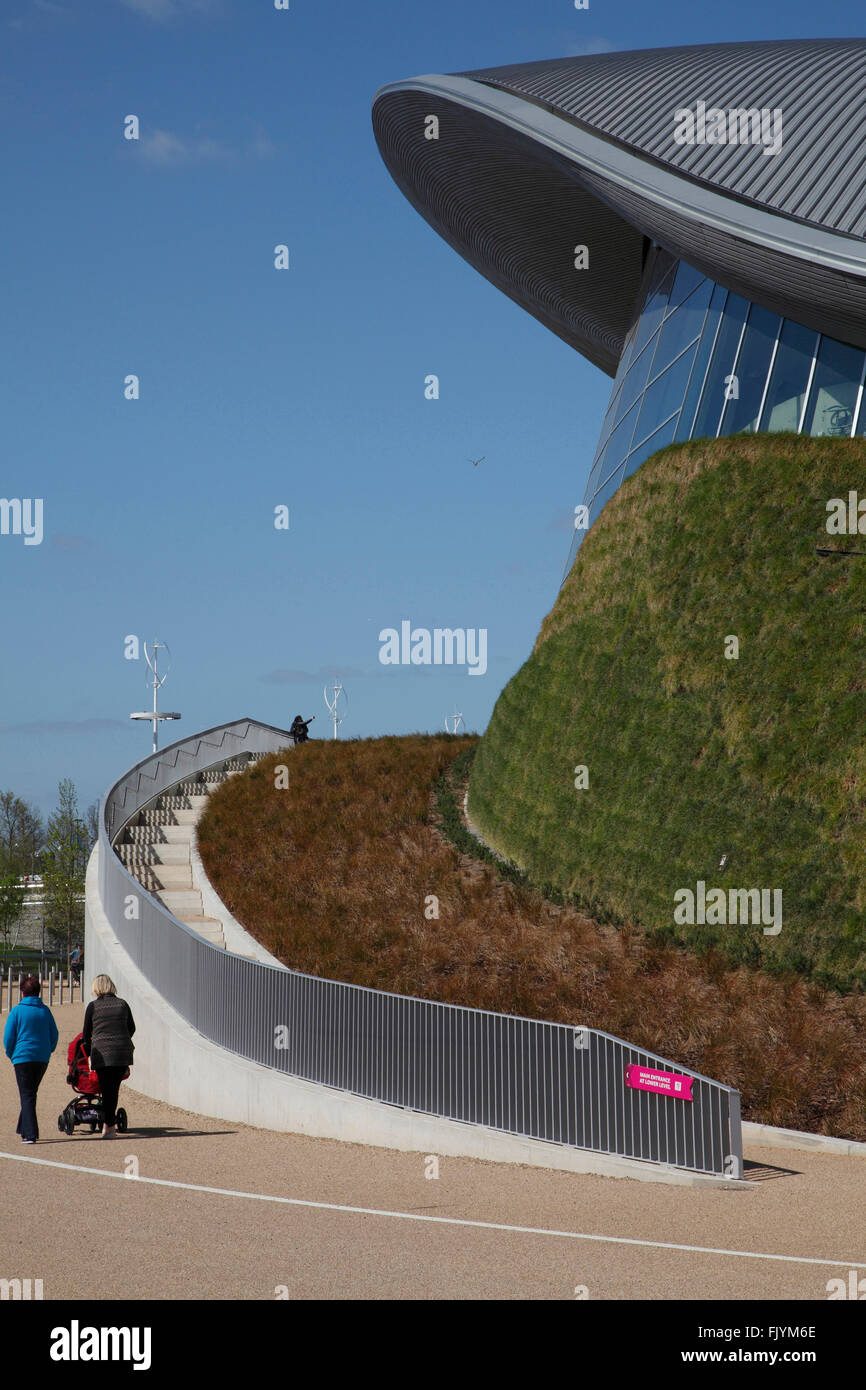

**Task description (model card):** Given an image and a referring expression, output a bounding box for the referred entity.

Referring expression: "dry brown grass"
[197,735,866,1139]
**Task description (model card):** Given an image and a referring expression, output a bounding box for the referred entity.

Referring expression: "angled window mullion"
[644,334,700,394]
[630,406,684,456]
[798,334,822,433]
[671,299,713,439]
[716,308,751,438]
[688,289,729,439]
[755,320,783,432]
[850,352,866,436]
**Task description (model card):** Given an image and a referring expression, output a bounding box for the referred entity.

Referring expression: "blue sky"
[1,0,863,816]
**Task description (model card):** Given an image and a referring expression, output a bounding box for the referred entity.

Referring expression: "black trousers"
[14,1061,48,1141]
[96,1067,126,1127]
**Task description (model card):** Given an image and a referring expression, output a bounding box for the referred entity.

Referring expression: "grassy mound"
[196,734,594,1010]
[197,734,866,1136]
[468,435,866,990]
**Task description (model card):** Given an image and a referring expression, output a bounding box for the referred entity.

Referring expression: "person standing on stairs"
[82,975,135,1139]
[289,714,314,745]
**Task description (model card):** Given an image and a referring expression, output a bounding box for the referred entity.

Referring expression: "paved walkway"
[1,1005,864,1301]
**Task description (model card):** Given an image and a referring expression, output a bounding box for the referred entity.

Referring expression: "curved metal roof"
[462,39,866,238]
[372,40,866,373]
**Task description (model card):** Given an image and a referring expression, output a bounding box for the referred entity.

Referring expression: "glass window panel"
[596,336,638,459]
[642,246,678,301]
[623,415,678,485]
[600,322,650,444]
[600,387,622,439]
[585,444,609,504]
[611,302,647,393]
[758,319,819,433]
[630,264,677,362]
[652,278,712,376]
[803,336,865,437]
[589,463,627,522]
[691,293,750,439]
[613,323,640,389]
[618,340,660,419]
[667,260,707,313]
[594,398,618,455]
[720,305,781,435]
[600,366,632,441]
[634,344,699,447]
[675,284,728,441]
[855,384,866,436]
[602,399,640,477]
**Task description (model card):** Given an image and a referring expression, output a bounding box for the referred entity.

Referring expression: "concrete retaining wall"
[84,842,745,1189]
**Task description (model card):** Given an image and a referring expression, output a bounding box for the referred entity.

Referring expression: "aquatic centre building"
[373,39,866,528]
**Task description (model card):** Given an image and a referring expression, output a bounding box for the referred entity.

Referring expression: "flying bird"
[468,456,485,467]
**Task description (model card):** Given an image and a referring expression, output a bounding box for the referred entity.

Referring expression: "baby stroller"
[58,1033,128,1135]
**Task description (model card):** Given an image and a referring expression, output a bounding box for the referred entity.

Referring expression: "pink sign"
[625,1064,693,1101]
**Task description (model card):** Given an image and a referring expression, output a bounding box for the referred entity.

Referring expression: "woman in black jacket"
[81,975,135,1140]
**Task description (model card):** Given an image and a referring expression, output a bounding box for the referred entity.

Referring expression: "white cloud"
[117,0,226,22]
[0,719,127,736]
[137,126,275,167]
[261,668,368,685]
[564,37,615,58]
[50,533,91,552]
[138,129,228,165]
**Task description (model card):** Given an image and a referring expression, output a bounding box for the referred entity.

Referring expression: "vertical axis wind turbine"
[324,679,347,740]
[130,639,181,753]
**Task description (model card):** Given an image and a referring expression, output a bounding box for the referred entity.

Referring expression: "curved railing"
[97,719,743,1177]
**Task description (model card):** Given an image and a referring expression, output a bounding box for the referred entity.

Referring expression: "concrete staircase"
[115,754,267,949]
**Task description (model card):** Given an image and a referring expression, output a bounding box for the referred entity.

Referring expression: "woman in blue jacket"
[3,975,59,1143]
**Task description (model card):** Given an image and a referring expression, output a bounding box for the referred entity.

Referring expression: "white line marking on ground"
[1,1149,862,1270]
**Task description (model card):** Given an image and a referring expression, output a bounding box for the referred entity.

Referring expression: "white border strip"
[1,1150,861,1269]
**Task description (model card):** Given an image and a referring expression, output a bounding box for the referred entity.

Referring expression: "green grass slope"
[468,435,866,989]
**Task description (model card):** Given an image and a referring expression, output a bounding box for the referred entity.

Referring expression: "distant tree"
[0,873,26,955]
[41,780,88,960]
[85,800,100,852]
[0,791,44,878]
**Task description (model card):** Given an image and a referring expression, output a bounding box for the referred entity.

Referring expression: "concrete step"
[136,809,181,825]
[123,824,192,844]
[139,865,194,891]
[178,915,225,948]
[125,865,152,890]
[137,807,199,826]
[144,843,191,865]
[154,794,209,811]
[111,754,272,954]
[157,889,204,916]
[117,843,190,867]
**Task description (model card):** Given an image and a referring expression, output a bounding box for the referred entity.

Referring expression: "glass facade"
[583,247,866,526]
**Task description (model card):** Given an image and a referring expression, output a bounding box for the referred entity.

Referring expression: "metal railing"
[0,970,84,1011]
[96,718,743,1178]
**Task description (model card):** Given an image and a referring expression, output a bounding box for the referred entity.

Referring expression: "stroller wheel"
[89,1121,98,1132]
[57,1114,65,1132]
[116,1108,128,1133]
[63,1112,74,1136]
